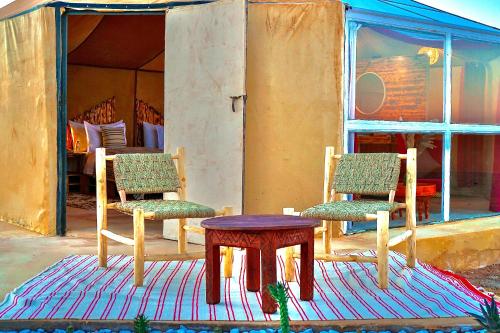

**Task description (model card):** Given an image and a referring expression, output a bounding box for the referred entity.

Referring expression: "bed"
[68,97,164,184]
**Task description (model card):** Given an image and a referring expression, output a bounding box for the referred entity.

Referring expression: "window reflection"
[355,25,444,122]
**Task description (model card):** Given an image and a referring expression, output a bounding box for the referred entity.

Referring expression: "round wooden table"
[201,214,320,314]
[394,182,437,221]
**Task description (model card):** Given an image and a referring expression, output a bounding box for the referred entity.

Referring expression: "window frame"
[343,9,500,227]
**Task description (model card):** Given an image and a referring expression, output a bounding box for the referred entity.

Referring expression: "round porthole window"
[355,72,386,115]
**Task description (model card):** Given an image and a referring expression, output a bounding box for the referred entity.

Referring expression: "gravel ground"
[457,264,500,296]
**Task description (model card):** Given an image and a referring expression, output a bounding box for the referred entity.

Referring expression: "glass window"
[451,38,500,124]
[349,133,443,233]
[354,25,444,122]
[451,134,500,220]
[347,19,500,229]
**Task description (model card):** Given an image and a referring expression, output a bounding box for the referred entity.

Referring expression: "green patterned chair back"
[113,153,180,194]
[333,153,401,195]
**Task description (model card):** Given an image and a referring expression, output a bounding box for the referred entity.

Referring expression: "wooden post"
[406,148,417,268]
[223,206,233,278]
[134,208,145,287]
[323,146,335,204]
[323,221,332,254]
[376,210,389,289]
[96,148,108,268]
[176,147,187,200]
[283,208,296,282]
[176,147,187,254]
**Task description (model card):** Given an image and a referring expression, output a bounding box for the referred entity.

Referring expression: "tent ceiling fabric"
[140,50,164,71]
[67,15,104,53]
[68,15,165,70]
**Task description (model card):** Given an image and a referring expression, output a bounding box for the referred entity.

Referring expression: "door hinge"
[230,95,247,113]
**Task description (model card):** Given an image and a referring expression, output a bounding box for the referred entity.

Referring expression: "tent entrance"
[58,0,247,239]
[61,12,167,236]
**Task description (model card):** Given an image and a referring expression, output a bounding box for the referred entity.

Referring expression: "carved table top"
[201,214,320,231]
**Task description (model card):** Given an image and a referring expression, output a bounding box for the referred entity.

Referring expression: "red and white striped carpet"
[0,251,490,321]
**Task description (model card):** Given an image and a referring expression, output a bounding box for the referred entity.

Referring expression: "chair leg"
[97,203,107,268]
[223,246,233,278]
[178,218,187,254]
[323,220,332,254]
[285,246,296,282]
[406,207,417,268]
[376,211,389,289]
[222,206,233,278]
[96,148,108,268]
[134,209,145,287]
[406,147,417,268]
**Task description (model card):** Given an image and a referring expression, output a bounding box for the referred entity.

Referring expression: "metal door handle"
[230,95,247,113]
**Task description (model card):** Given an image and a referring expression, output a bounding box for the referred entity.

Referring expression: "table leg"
[417,199,423,221]
[261,246,277,314]
[246,248,260,292]
[300,230,314,301]
[424,198,430,219]
[205,236,221,304]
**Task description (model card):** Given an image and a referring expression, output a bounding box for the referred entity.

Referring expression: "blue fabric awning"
[343,0,499,34]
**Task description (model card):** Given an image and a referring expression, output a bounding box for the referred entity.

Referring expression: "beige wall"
[136,70,164,113]
[244,0,344,214]
[67,65,136,143]
[0,7,57,235]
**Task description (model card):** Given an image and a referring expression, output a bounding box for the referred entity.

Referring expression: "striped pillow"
[102,126,126,149]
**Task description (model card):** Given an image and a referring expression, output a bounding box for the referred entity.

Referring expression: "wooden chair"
[95,147,234,286]
[284,147,417,289]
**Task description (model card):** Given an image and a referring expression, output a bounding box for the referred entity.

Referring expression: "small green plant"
[268,282,290,333]
[134,314,150,333]
[66,325,74,333]
[467,296,500,332]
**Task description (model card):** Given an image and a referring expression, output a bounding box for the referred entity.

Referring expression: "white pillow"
[84,120,125,152]
[142,121,157,148]
[155,124,164,150]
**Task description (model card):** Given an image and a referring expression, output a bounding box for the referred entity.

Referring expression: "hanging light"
[418,47,440,65]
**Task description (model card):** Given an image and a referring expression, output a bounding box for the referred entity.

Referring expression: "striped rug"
[0,251,489,321]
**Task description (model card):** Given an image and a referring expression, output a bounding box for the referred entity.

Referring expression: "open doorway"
[64,13,165,237]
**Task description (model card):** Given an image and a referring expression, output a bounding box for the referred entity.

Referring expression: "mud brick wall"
[356,55,429,121]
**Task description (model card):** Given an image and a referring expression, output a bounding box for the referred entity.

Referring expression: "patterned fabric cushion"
[301,200,401,221]
[142,121,158,148]
[333,153,401,195]
[114,199,216,220]
[113,153,180,194]
[84,120,125,152]
[69,121,88,153]
[156,125,164,150]
[102,127,126,149]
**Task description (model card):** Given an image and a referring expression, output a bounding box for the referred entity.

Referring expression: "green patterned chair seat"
[301,200,402,221]
[114,200,216,220]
